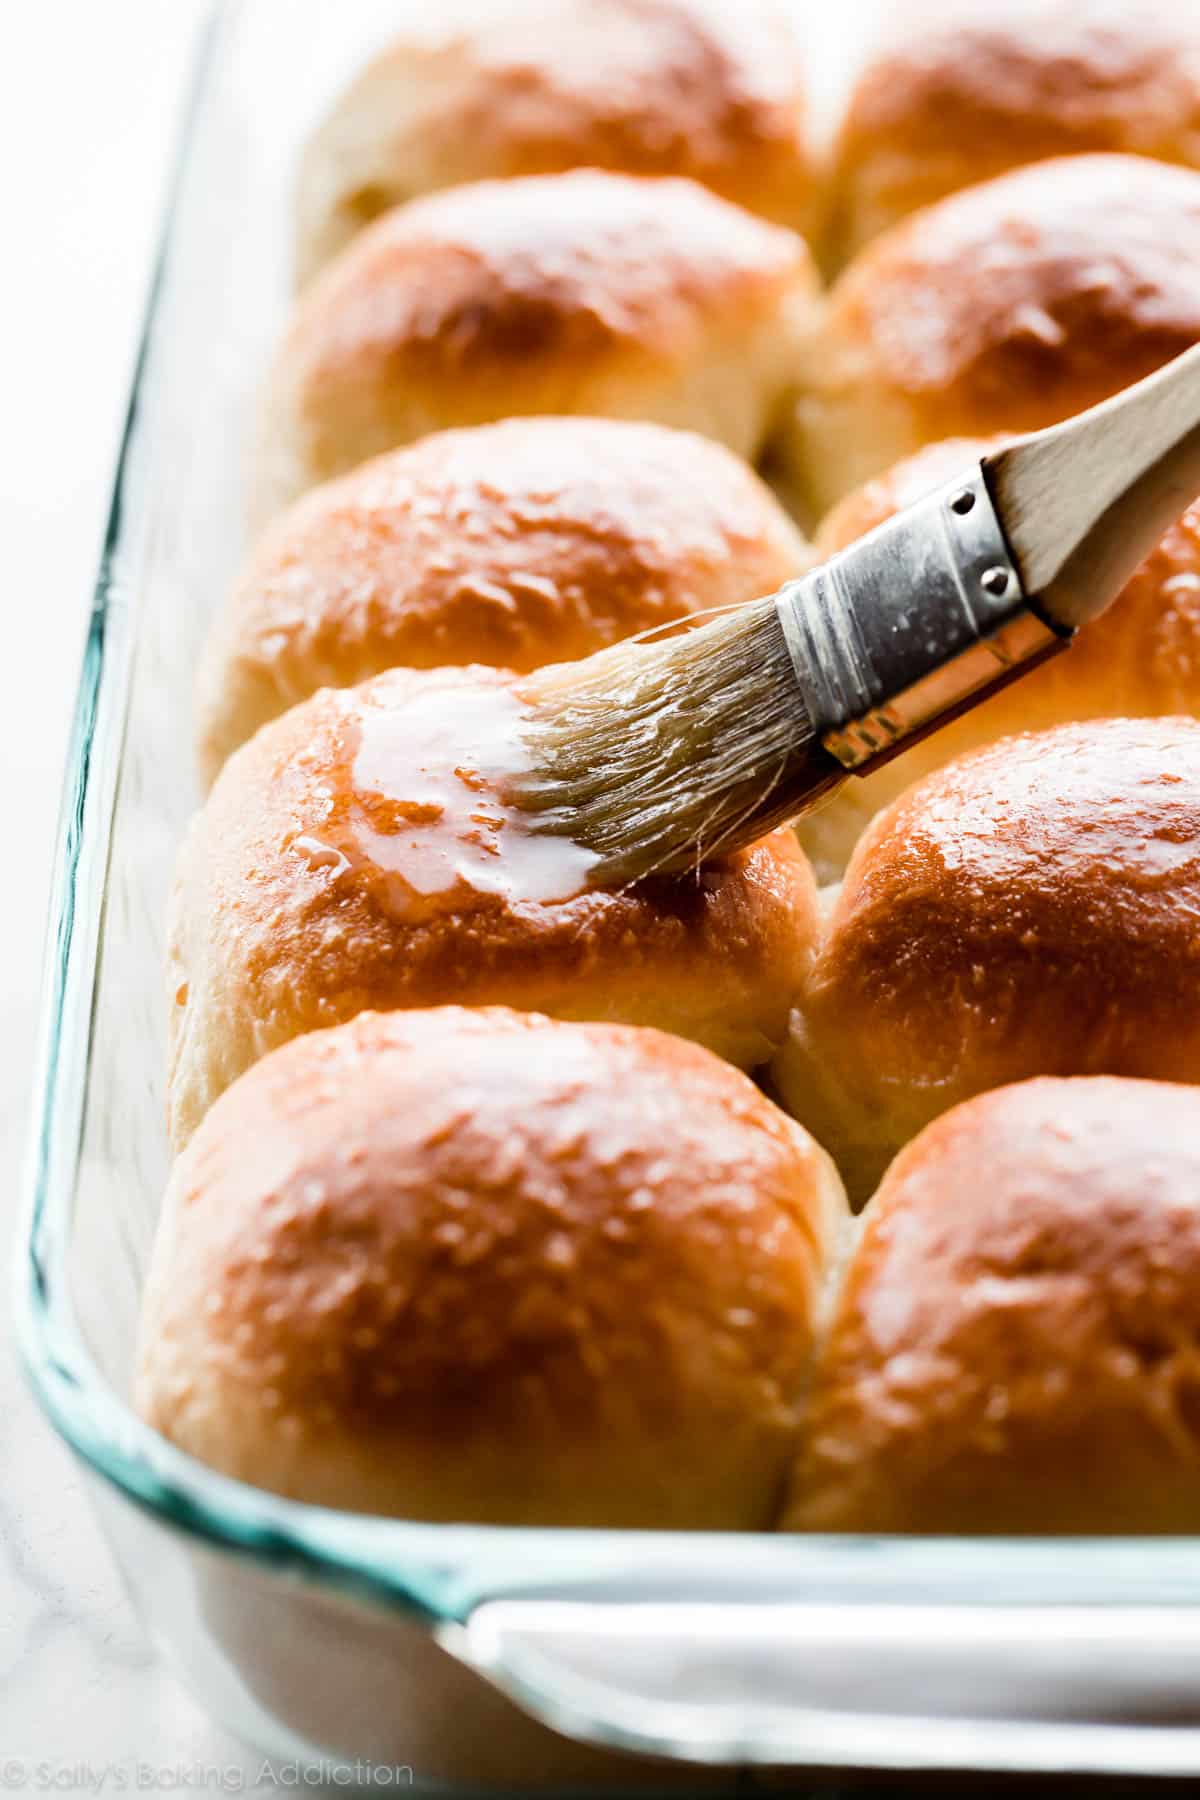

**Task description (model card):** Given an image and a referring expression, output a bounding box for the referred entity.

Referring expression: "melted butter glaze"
[166,663,824,1148]
[778,717,1200,1208]
[197,416,807,786]
[785,1076,1200,1534]
[293,669,597,919]
[838,154,1200,423]
[143,1007,846,1528]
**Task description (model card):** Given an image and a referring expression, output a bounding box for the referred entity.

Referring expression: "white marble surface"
[0,3,296,1784]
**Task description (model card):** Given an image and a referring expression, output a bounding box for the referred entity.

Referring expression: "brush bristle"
[513,597,843,886]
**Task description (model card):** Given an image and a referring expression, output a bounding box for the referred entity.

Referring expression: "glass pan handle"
[439,1595,1200,1776]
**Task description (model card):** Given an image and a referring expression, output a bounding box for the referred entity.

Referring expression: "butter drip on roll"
[255,168,820,527]
[297,672,599,913]
[295,0,817,286]
[774,717,1200,1205]
[141,1007,848,1528]
[197,417,808,787]
[785,1076,1200,1534]
[168,665,821,1147]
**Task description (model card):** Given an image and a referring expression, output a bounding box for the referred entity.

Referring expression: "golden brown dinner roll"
[197,417,808,787]
[785,1076,1200,1533]
[295,0,816,286]
[168,664,821,1146]
[797,437,1200,880]
[814,436,1008,556]
[787,154,1200,522]
[255,169,820,526]
[140,1006,848,1527]
[827,0,1200,267]
[774,717,1200,1204]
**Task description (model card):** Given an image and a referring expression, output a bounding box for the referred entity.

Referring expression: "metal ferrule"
[775,467,1070,772]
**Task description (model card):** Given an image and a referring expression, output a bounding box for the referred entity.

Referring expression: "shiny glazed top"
[166,665,821,1145]
[142,1006,847,1527]
[828,154,1200,435]
[777,717,1200,1206]
[822,716,1200,1062]
[787,1075,1200,1533]
[196,416,807,784]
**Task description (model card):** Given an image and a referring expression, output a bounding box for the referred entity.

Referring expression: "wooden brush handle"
[985,342,1200,631]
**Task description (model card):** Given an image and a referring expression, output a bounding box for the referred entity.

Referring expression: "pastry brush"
[515,341,1200,884]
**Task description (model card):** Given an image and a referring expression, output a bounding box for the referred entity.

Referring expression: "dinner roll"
[295,0,816,287]
[787,154,1200,521]
[785,1076,1200,1533]
[168,664,821,1146]
[255,169,820,526]
[197,417,808,787]
[815,436,1008,555]
[774,718,1200,1204]
[828,0,1200,267]
[140,1007,848,1527]
[797,437,1200,881]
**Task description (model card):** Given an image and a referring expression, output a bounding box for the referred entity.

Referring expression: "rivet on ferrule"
[775,465,1071,773]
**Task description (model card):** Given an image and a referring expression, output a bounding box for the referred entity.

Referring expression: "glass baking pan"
[16,0,1200,1788]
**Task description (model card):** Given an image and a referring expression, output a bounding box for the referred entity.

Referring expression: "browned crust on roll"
[141,1006,847,1528]
[829,0,1200,264]
[814,437,1006,556]
[296,0,816,282]
[790,155,1200,519]
[259,169,819,523]
[836,154,1200,433]
[785,1075,1200,1533]
[197,417,808,785]
[169,666,822,1146]
[778,717,1200,1202]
